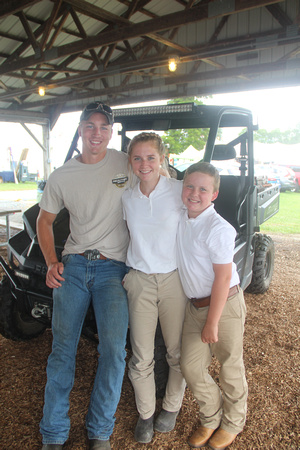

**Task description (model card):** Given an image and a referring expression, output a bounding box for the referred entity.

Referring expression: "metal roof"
[0,0,299,128]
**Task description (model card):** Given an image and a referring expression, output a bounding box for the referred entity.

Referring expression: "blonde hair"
[127,132,165,158]
[184,161,220,192]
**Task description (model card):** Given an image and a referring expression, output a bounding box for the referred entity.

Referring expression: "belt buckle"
[83,249,101,260]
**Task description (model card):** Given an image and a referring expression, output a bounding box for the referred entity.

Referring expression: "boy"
[177,162,248,450]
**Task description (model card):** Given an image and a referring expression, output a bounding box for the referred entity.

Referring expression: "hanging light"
[38,86,45,96]
[168,56,179,72]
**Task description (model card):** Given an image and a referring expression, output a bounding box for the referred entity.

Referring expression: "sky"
[0,85,300,175]
[205,85,300,131]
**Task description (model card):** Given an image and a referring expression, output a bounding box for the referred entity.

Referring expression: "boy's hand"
[201,322,219,343]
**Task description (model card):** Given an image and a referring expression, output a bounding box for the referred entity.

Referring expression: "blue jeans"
[40,254,129,444]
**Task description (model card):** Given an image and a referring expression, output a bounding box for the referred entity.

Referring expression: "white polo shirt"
[122,176,183,274]
[177,204,240,299]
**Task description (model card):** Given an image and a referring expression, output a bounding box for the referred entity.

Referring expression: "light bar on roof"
[113,103,194,117]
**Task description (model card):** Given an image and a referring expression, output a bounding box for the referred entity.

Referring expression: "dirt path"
[0,232,299,449]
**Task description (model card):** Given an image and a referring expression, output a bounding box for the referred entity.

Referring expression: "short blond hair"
[184,162,220,192]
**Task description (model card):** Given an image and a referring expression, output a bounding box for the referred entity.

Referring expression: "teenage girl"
[122,132,187,444]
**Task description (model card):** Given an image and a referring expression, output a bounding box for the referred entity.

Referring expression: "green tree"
[162,97,210,155]
[254,124,300,144]
[282,124,300,144]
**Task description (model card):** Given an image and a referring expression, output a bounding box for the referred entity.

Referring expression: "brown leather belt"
[190,285,239,309]
[78,250,107,260]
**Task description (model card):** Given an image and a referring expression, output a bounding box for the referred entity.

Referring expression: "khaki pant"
[181,287,248,434]
[124,269,187,419]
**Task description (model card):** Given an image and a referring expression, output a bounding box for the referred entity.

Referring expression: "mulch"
[0,227,299,449]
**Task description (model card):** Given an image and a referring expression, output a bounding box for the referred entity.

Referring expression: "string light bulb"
[168,56,179,72]
[38,86,45,96]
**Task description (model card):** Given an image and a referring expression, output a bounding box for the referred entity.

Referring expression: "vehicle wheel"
[246,234,275,294]
[295,182,299,193]
[154,320,169,398]
[0,276,46,341]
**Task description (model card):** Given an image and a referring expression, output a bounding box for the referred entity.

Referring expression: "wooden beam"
[0,0,284,76]
[40,0,63,51]
[1,23,299,102]
[16,11,40,52]
[0,0,42,19]
[10,57,300,112]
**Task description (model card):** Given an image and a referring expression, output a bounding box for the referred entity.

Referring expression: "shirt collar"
[185,203,215,222]
[131,175,166,198]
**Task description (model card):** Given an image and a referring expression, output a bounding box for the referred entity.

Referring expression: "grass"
[260,191,300,234]
[0,182,38,191]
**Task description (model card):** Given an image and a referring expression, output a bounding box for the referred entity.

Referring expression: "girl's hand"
[201,322,219,343]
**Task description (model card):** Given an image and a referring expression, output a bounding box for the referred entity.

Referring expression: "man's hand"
[37,209,65,289]
[201,322,219,344]
[46,262,65,288]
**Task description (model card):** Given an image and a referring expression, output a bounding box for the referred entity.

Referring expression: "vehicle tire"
[0,276,46,341]
[154,320,169,398]
[246,234,275,294]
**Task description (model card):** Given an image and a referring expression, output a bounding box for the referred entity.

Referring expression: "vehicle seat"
[213,175,243,231]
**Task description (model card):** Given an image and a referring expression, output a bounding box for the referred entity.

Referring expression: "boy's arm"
[201,263,232,344]
[37,209,65,289]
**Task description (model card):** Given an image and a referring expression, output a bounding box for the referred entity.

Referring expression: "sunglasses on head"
[84,102,113,116]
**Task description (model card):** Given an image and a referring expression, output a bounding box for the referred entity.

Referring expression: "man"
[37,102,129,450]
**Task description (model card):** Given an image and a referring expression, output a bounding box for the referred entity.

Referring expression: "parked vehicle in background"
[285,165,300,192]
[255,164,297,192]
[271,165,297,192]
[0,170,15,183]
[0,162,38,184]
[175,162,194,173]
[254,165,274,188]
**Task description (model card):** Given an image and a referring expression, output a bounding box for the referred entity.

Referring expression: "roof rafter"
[0,0,42,19]
[0,0,284,76]
[0,0,299,117]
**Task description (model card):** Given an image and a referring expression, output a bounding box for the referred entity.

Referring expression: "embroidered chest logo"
[112,173,128,188]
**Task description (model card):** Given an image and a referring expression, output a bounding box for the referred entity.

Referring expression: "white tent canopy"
[179,145,204,161]
[169,145,204,166]
[254,142,300,165]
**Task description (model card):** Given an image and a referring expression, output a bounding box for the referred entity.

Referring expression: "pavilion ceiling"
[0,0,299,127]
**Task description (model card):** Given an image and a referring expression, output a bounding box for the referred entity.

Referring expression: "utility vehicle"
[0,103,279,393]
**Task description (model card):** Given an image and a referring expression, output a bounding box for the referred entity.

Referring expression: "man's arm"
[201,263,232,344]
[36,209,65,289]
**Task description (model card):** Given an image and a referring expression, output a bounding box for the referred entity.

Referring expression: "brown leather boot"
[188,426,216,448]
[208,428,237,449]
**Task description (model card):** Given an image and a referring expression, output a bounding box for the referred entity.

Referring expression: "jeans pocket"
[61,254,73,266]
[110,259,128,273]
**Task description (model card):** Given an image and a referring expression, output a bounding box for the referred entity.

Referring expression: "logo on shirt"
[112,173,128,188]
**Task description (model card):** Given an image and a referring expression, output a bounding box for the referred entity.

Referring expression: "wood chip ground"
[0,228,299,449]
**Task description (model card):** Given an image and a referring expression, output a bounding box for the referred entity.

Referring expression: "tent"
[169,145,204,166]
